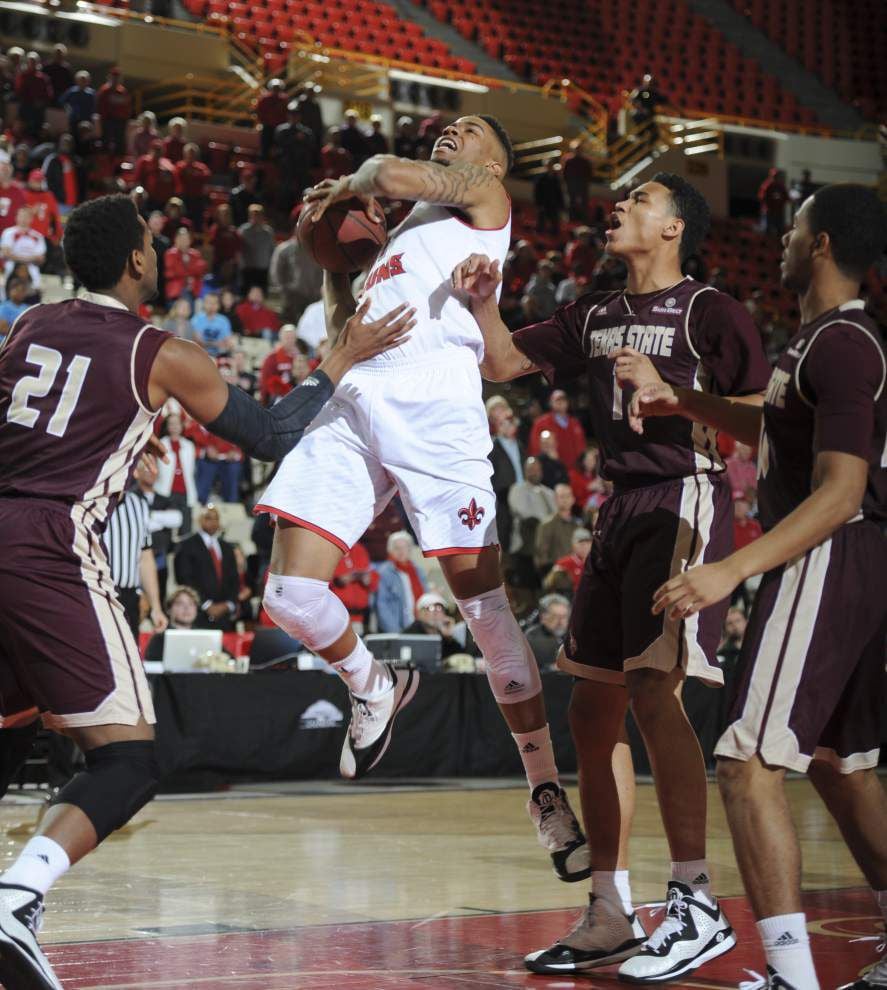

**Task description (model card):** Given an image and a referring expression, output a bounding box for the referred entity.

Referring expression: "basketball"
[297,198,387,273]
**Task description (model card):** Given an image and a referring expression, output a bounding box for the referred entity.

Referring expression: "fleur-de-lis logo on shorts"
[458,498,485,531]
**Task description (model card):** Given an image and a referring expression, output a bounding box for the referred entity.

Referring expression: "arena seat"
[416,0,819,127]
[728,0,885,121]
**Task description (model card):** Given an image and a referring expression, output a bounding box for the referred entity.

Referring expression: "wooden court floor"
[1,778,883,989]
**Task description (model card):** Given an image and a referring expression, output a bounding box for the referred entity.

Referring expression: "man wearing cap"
[402,593,469,660]
[366,114,389,157]
[544,527,592,595]
[529,389,587,471]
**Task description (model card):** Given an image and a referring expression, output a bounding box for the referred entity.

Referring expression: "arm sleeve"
[511,296,592,386]
[691,290,772,396]
[801,324,884,459]
[205,369,335,462]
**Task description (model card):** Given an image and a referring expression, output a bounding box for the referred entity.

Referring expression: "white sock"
[332,639,391,700]
[1,836,71,897]
[671,859,712,901]
[615,870,635,915]
[757,913,819,989]
[512,725,558,790]
[876,889,887,926]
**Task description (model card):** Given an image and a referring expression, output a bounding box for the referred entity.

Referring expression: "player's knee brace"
[456,586,542,704]
[52,740,160,843]
[263,574,350,652]
[0,720,40,800]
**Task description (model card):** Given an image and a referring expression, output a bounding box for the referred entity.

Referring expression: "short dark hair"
[63,194,144,292]
[478,114,514,174]
[806,183,887,281]
[650,172,710,262]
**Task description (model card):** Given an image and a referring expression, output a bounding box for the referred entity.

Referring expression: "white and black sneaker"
[618,880,735,983]
[526,782,590,882]
[0,883,63,989]
[525,894,647,973]
[837,943,887,988]
[339,664,419,779]
[738,965,799,988]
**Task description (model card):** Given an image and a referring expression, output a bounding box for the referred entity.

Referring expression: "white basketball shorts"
[255,350,499,556]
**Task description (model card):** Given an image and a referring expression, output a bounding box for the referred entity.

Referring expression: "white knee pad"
[456,586,542,704]
[263,574,350,652]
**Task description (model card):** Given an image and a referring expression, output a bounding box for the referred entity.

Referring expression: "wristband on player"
[206,371,334,462]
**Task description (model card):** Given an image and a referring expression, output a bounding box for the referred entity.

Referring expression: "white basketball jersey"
[356,200,511,367]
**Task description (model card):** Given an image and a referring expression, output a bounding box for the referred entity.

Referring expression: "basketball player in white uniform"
[255,115,589,880]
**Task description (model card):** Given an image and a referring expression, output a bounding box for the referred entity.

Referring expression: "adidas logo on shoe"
[504,680,524,694]
[521,742,540,754]
[773,932,799,947]
[691,873,709,885]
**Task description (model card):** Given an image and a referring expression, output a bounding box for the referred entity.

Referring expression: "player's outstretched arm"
[452,253,538,382]
[628,381,763,446]
[305,156,509,227]
[652,450,867,620]
[323,271,357,346]
[148,300,415,461]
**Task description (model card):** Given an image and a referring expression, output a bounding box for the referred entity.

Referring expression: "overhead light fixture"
[389,68,488,94]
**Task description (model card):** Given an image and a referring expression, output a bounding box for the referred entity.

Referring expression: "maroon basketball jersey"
[0,293,170,525]
[757,300,887,530]
[513,277,771,488]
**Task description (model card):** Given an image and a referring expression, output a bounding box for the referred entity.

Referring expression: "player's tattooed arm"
[351,156,501,209]
[323,271,357,346]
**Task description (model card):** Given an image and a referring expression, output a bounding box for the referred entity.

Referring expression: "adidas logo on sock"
[691,873,709,885]
[504,680,524,694]
[521,742,540,753]
[773,931,799,947]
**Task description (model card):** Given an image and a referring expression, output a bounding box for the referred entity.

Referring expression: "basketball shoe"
[618,880,735,983]
[526,782,590,882]
[837,944,887,988]
[0,882,64,989]
[525,893,647,973]
[339,663,419,779]
[738,966,799,988]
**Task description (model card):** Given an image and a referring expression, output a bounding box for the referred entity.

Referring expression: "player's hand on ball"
[337,297,416,362]
[626,381,681,434]
[304,177,383,225]
[451,254,501,302]
[652,560,740,620]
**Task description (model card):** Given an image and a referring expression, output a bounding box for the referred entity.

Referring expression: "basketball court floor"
[1,777,882,989]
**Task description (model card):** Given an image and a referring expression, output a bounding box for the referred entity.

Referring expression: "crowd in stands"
[5,45,875,674]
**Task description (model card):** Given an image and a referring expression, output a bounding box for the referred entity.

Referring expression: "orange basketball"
[297,198,387,274]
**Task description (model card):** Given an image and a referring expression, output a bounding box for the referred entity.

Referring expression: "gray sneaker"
[527,781,591,882]
[0,883,64,990]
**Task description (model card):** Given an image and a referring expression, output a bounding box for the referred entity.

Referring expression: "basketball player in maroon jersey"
[0,194,412,990]
[627,183,887,990]
[454,173,772,982]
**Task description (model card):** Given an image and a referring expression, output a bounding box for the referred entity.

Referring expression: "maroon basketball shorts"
[716,520,885,774]
[0,498,155,730]
[559,472,733,686]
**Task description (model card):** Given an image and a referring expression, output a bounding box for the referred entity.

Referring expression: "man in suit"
[486,397,525,558]
[173,505,240,631]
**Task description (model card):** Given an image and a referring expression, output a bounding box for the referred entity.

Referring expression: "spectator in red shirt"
[175,143,211,231]
[164,226,207,303]
[256,78,289,160]
[528,389,587,470]
[161,197,193,240]
[331,542,379,632]
[569,444,608,513]
[236,285,281,340]
[733,495,762,550]
[15,52,53,138]
[186,391,244,503]
[208,203,241,288]
[320,127,354,180]
[133,140,179,211]
[163,117,188,164]
[0,159,27,236]
[259,325,307,403]
[24,170,62,243]
[95,67,132,156]
[131,110,160,158]
[545,526,592,594]
[156,411,197,535]
[564,226,599,282]
[758,167,789,236]
[725,441,758,500]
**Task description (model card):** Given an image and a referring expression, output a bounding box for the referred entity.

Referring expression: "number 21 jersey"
[0,293,170,525]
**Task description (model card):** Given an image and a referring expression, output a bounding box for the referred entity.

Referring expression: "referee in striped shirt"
[103,485,168,638]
